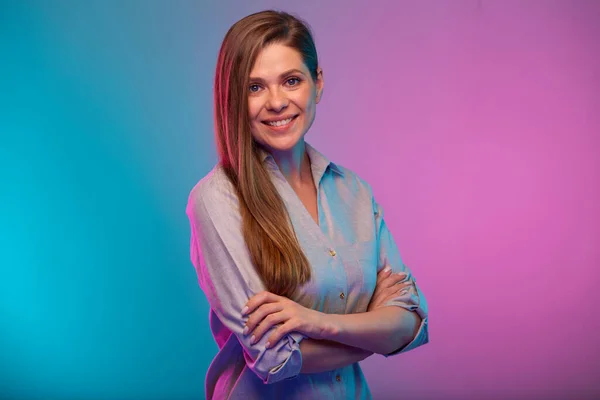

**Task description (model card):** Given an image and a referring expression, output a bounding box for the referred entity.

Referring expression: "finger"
[391,284,410,299]
[382,272,408,289]
[374,273,404,296]
[377,266,393,279]
[244,302,283,335]
[371,285,382,301]
[397,284,410,295]
[250,312,288,345]
[243,291,280,316]
[265,319,298,349]
[382,282,411,302]
[368,294,382,310]
[373,266,393,298]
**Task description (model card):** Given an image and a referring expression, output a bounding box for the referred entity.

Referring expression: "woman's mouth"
[262,115,299,131]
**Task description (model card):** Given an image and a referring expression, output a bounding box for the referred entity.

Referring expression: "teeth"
[266,117,293,127]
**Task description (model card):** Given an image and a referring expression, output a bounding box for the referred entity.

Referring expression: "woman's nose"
[266,89,288,112]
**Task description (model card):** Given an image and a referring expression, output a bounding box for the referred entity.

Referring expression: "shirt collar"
[257,142,344,177]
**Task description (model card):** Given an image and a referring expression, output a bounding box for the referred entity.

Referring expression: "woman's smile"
[262,115,299,132]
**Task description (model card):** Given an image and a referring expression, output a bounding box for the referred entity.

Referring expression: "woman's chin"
[261,134,304,153]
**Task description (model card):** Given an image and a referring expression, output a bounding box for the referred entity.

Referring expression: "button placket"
[327,245,347,313]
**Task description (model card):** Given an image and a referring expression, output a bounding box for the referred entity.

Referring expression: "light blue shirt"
[186,143,428,399]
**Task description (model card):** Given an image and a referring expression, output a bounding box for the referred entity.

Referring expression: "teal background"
[2,2,227,399]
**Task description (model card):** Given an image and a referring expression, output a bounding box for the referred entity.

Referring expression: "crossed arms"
[186,179,428,384]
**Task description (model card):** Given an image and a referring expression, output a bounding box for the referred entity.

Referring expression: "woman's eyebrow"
[249,69,305,82]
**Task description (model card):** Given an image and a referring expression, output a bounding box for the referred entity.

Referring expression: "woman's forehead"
[250,44,307,79]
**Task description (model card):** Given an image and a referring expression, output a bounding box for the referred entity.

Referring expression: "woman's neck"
[270,141,312,187]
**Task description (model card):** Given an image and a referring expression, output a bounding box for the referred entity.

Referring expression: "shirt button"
[336,374,341,382]
[329,249,336,257]
[339,292,345,300]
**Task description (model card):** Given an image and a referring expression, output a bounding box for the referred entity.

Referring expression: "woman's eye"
[249,84,260,92]
[286,77,301,86]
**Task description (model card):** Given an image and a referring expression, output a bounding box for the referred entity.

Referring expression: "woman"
[186,10,428,400]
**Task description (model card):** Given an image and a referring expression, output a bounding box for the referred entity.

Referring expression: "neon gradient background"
[1,1,599,399]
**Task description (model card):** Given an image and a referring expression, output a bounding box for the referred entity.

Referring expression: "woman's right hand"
[367,266,411,312]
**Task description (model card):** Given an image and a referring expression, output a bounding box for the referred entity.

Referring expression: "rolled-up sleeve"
[372,195,429,357]
[186,176,303,384]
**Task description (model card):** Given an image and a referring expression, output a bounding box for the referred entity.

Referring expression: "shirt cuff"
[384,315,429,357]
[382,279,429,357]
[263,333,304,384]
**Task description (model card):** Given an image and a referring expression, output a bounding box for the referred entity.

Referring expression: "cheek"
[300,98,316,118]
[301,88,317,109]
[247,98,261,120]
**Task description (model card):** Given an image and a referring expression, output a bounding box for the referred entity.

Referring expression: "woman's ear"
[315,67,324,103]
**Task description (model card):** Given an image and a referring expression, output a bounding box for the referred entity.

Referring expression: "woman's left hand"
[242,291,332,348]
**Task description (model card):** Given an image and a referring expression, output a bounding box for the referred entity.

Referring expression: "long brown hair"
[213,10,319,298]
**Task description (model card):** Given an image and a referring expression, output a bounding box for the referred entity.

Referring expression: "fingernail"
[241,306,248,315]
[250,335,256,344]
[265,341,271,348]
[243,326,248,335]
[383,266,391,273]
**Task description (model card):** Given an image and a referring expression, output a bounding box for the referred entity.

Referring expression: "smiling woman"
[186,9,428,400]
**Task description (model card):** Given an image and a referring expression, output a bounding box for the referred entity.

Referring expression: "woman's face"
[247,43,323,153]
